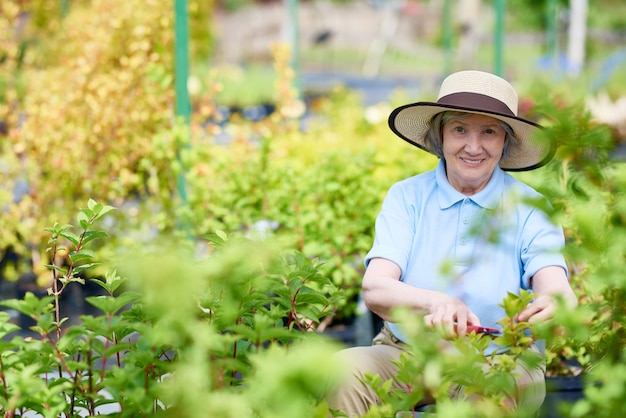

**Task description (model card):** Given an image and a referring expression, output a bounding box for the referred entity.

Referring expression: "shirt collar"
[435,160,504,210]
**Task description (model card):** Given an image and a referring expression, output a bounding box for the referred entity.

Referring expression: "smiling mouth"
[461,158,484,165]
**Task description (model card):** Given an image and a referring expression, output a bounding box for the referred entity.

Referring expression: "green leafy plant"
[359,290,545,418]
[491,92,626,417]
[0,200,349,417]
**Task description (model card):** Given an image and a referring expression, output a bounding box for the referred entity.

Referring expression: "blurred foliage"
[189,0,217,59]
[363,291,546,418]
[508,77,626,417]
[0,0,213,280]
[587,0,626,31]
[202,63,278,107]
[1,0,176,270]
[508,0,569,30]
[0,202,347,417]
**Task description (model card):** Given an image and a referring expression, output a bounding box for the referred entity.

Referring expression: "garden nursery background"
[1,0,626,417]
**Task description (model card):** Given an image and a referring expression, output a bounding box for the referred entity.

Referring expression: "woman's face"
[442,114,506,195]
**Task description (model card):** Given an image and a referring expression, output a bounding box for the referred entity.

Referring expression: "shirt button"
[463,218,469,224]
[460,238,466,245]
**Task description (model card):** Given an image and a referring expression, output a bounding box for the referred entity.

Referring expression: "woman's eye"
[454,126,465,133]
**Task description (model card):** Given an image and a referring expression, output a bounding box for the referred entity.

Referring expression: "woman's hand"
[520,266,578,324]
[514,294,556,324]
[423,295,481,339]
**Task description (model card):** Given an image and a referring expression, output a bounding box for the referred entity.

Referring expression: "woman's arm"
[515,265,578,323]
[362,257,480,337]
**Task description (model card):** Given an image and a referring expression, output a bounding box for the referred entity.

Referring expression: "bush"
[0,200,346,417]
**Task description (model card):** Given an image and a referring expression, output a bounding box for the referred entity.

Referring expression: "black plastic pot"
[539,374,585,418]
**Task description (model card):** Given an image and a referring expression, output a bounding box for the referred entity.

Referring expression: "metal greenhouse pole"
[493,0,505,76]
[174,0,190,213]
[442,0,454,76]
[546,0,559,69]
[175,0,191,124]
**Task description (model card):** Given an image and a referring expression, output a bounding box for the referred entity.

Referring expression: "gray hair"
[424,111,515,161]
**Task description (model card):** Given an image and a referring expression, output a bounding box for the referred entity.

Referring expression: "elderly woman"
[328,71,578,417]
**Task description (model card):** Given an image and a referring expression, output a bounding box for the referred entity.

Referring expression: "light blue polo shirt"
[365,160,567,351]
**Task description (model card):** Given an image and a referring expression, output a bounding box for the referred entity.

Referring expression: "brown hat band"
[437,92,516,118]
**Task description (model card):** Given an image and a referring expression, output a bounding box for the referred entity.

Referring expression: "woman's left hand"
[514,294,556,324]
[520,266,578,324]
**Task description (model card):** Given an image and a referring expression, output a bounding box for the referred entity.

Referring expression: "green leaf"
[81,230,109,245]
[45,264,67,275]
[59,231,80,246]
[72,263,99,276]
[68,250,95,263]
[205,230,229,247]
[94,204,116,220]
[0,293,55,317]
[105,341,135,358]
[0,312,21,338]
[295,290,329,307]
[85,292,141,315]
[60,275,84,285]
[296,306,322,322]
[91,204,104,217]
[77,211,91,229]
[45,223,73,235]
[90,270,127,294]
[32,312,57,334]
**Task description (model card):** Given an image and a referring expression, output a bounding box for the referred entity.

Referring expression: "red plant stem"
[100,336,109,378]
[42,332,73,378]
[290,286,302,331]
[144,366,150,397]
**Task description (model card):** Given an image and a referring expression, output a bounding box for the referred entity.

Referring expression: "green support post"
[175,0,191,124]
[174,0,190,210]
[442,0,454,76]
[546,0,559,68]
[494,0,505,76]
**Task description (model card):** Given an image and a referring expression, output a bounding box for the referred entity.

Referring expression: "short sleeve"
[364,183,419,277]
[520,206,568,286]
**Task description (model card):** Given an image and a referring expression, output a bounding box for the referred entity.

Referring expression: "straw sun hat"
[388,70,555,171]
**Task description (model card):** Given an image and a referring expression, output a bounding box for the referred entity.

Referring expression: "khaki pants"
[327,324,546,417]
